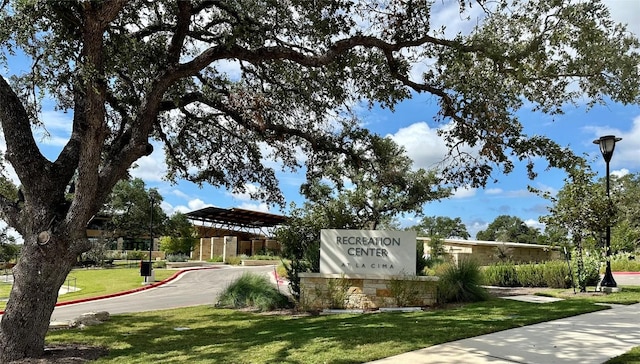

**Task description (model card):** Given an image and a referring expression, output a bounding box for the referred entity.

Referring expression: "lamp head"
[593,135,622,163]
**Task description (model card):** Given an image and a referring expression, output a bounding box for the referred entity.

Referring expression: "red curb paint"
[612,271,640,275]
[0,266,221,315]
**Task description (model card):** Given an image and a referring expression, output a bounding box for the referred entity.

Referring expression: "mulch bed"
[8,344,108,364]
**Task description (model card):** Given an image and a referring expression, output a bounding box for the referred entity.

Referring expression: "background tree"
[160,213,199,256]
[610,173,640,253]
[0,1,637,360]
[302,136,451,229]
[413,216,470,239]
[476,215,540,243]
[408,216,469,267]
[0,228,18,263]
[102,178,167,240]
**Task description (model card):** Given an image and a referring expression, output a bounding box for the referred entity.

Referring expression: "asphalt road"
[1,268,638,324]
[48,265,279,322]
[48,271,640,322]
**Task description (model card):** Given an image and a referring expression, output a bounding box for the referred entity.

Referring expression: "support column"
[223,236,237,263]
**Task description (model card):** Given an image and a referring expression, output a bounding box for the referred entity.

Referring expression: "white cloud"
[238,202,270,213]
[170,198,214,215]
[485,188,503,195]
[388,122,449,169]
[129,142,167,182]
[170,188,190,200]
[188,198,213,210]
[584,115,640,169]
[612,168,630,178]
[430,1,487,38]
[227,183,263,202]
[451,186,476,199]
[34,110,73,147]
[524,218,545,232]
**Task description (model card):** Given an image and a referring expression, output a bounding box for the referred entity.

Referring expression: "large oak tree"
[0,0,637,360]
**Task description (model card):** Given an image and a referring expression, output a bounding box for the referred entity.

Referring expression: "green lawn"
[544,286,640,305]
[607,346,640,364]
[4,272,640,363]
[45,297,615,364]
[0,267,176,310]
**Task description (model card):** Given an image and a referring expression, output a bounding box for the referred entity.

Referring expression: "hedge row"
[482,260,571,288]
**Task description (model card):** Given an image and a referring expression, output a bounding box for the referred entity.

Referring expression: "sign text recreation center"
[320,229,416,276]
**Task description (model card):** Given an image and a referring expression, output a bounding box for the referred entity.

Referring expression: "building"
[418,237,561,265]
[186,207,288,261]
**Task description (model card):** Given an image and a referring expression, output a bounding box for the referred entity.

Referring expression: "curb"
[0,266,221,315]
[613,271,640,275]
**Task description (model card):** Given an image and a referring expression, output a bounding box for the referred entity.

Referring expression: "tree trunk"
[0,234,76,362]
[574,236,586,293]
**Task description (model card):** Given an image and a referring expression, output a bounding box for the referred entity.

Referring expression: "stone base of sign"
[298,273,438,310]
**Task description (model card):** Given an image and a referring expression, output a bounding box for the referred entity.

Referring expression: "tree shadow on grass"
[46,299,606,364]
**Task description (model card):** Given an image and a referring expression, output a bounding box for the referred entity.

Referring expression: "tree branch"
[167,1,192,65]
[0,77,51,197]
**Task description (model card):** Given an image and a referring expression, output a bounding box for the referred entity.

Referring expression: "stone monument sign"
[320,229,416,276]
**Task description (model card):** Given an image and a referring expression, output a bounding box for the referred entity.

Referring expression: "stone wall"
[299,273,438,310]
[193,237,283,260]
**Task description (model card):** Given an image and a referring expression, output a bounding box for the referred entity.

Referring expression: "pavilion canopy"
[185,207,288,229]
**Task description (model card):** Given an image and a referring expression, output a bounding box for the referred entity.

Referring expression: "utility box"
[140,261,152,277]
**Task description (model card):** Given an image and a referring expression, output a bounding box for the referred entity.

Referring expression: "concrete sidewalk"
[368,302,640,364]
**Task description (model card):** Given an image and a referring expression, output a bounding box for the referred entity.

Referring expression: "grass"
[0,267,175,310]
[216,273,292,311]
[5,268,640,363]
[45,298,608,364]
[607,346,640,363]
[540,286,640,305]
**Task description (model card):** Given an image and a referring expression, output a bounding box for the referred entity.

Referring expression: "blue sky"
[5,1,640,239]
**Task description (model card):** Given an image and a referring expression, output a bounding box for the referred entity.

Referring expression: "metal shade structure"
[185,207,288,230]
[593,135,622,289]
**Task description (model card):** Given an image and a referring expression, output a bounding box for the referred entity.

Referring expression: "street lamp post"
[148,195,154,277]
[593,135,621,289]
[141,195,155,285]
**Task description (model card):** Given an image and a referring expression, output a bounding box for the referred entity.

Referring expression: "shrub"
[323,277,350,309]
[576,252,601,287]
[250,254,281,261]
[216,273,292,312]
[482,261,519,287]
[207,255,223,263]
[516,264,546,287]
[126,250,147,260]
[387,276,427,307]
[275,262,288,279]
[543,260,571,288]
[610,253,640,272]
[153,260,166,269]
[166,253,189,262]
[225,256,242,265]
[416,241,429,275]
[437,258,488,304]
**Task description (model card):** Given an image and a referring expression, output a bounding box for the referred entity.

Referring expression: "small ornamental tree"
[533,160,613,292]
[160,213,199,256]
